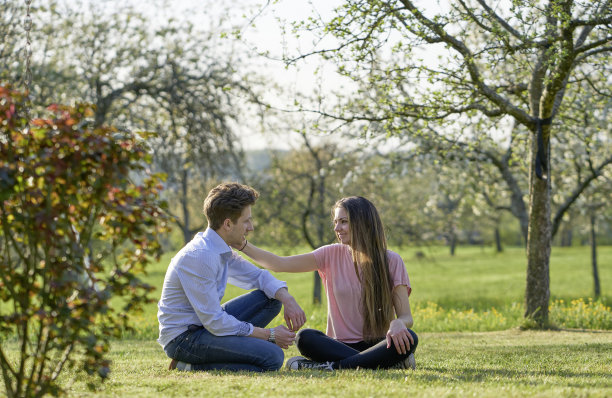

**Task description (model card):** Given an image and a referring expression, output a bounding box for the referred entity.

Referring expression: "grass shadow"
[417,365,610,383]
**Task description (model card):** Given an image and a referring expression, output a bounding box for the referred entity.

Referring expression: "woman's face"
[333,206,350,245]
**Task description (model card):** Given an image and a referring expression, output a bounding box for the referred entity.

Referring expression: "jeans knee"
[252,289,282,314]
[250,289,268,301]
[269,297,282,314]
[265,344,285,371]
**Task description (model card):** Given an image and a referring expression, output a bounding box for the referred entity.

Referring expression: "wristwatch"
[268,328,276,343]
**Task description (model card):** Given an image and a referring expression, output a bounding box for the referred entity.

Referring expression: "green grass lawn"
[2,245,611,397]
[404,245,611,309]
[57,330,611,397]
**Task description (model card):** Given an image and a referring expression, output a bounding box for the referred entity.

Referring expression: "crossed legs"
[295,328,419,369]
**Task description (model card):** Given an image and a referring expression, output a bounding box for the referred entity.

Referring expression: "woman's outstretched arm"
[240,241,318,273]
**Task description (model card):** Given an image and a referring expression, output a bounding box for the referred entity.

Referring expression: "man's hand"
[275,288,306,331]
[272,325,296,349]
[386,319,414,355]
[283,297,306,331]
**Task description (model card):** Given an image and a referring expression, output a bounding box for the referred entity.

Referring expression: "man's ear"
[222,218,233,230]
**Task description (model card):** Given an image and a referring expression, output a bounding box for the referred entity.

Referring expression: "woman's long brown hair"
[334,197,393,341]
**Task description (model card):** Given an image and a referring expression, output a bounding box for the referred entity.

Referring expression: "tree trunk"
[449,222,457,256]
[181,169,191,244]
[525,132,551,326]
[502,166,528,245]
[560,225,573,247]
[313,272,322,304]
[313,169,326,304]
[449,236,456,256]
[516,205,529,246]
[494,227,503,253]
[590,214,600,298]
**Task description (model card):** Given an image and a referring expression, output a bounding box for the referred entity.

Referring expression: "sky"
[67,0,330,149]
[148,0,354,150]
[201,0,444,152]
[100,0,442,151]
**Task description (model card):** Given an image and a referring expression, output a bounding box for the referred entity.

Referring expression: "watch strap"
[268,328,275,343]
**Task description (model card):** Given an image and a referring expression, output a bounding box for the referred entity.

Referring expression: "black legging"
[295,328,418,369]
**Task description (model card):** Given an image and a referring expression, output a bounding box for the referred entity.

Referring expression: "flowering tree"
[0,86,168,397]
[287,0,612,327]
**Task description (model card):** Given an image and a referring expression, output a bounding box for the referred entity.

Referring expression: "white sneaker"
[391,353,416,370]
[286,356,334,371]
[171,360,191,371]
[406,353,416,370]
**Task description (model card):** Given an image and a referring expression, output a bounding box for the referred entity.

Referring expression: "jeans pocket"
[174,340,207,364]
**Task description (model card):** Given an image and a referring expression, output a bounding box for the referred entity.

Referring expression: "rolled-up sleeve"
[176,252,253,336]
[227,252,287,299]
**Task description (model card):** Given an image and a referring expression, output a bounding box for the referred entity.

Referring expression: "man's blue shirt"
[157,228,286,348]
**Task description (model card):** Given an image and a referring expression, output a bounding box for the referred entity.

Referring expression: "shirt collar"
[202,227,233,258]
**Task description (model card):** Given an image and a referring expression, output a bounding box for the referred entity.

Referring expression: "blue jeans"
[296,328,419,369]
[163,290,283,372]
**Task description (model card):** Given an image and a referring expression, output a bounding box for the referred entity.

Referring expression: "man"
[157,182,306,371]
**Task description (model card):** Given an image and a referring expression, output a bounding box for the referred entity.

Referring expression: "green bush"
[0,86,169,397]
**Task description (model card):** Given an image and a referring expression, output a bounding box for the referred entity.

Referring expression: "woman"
[238,196,418,370]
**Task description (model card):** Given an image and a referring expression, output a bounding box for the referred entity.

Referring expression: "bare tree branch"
[398,0,533,126]
[552,154,612,237]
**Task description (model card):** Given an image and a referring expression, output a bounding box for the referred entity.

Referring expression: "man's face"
[227,205,254,247]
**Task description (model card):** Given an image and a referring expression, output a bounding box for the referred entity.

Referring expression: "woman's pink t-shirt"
[312,244,411,343]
